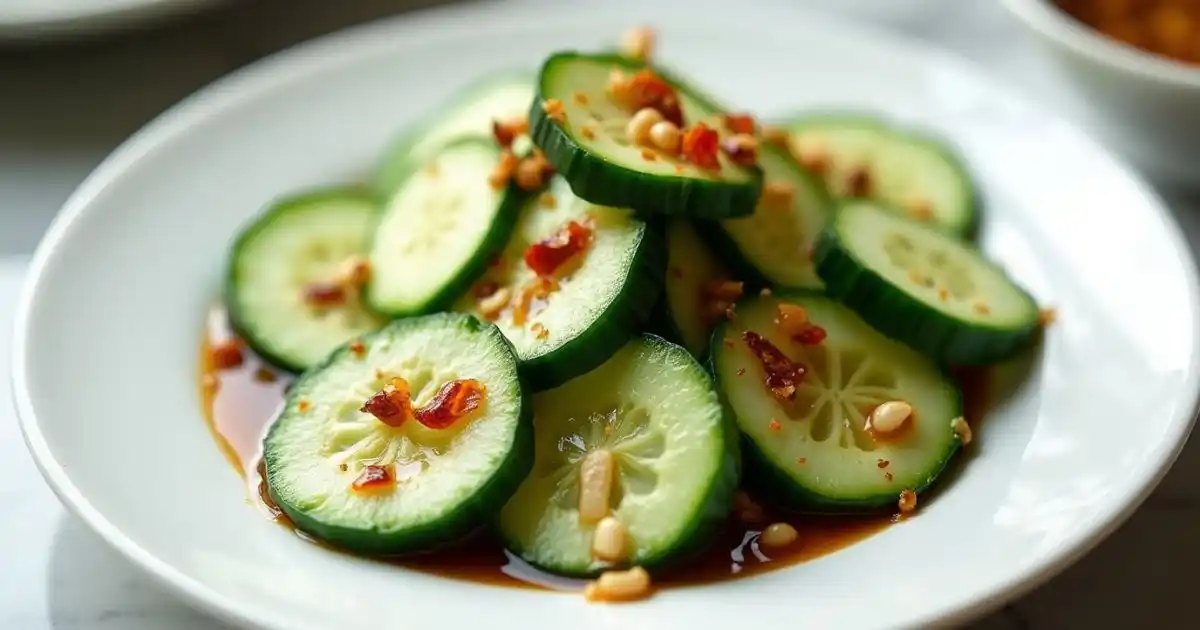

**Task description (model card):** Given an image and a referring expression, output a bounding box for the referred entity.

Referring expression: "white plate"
[12,1,1200,628]
[0,0,219,40]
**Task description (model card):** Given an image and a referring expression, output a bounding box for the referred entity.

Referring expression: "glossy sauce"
[200,306,990,590]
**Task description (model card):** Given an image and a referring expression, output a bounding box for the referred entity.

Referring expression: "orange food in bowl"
[1057,0,1200,64]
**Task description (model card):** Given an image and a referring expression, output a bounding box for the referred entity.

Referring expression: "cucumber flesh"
[367,137,523,318]
[815,200,1039,365]
[264,313,532,556]
[453,176,663,390]
[659,219,729,359]
[499,334,738,576]
[377,72,535,196]
[712,293,962,511]
[786,115,978,237]
[700,145,832,290]
[530,52,762,219]
[226,188,386,372]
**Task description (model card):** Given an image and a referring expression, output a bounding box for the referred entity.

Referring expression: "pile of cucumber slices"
[223,35,1043,590]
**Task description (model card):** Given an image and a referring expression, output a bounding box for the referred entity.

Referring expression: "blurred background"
[1,0,1198,628]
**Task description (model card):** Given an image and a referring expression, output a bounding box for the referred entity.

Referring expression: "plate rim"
[11,1,1200,628]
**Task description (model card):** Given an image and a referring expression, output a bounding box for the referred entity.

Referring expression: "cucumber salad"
[207,26,1049,605]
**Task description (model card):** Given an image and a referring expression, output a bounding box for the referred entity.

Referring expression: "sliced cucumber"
[712,292,962,511]
[814,200,1039,365]
[499,334,738,576]
[697,144,832,290]
[366,137,524,318]
[785,114,979,237]
[264,313,532,556]
[376,72,534,196]
[529,52,762,219]
[654,218,729,359]
[453,176,663,390]
[226,188,386,372]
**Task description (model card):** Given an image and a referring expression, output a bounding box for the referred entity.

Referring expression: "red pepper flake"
[414,379,487,429]
[361,377,414,427]
[210,339,244,370]
[628,69,684,126]
[723,113,756,135]
[876,459,890,469]
[898,489,918,514]
[492,119,516,148]
[768,418,782,432]
[523,220,594,277]
[349,340,366,358]
[303,281,347,308]
[793,324,827,346]
[742,331,806,402]
[682,122,721,170]
[351,464,394,493]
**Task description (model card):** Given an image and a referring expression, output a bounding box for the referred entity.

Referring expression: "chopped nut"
[210,339,244,370]
[584,567,652,603]
[721,133,758,166]
[626,107,664,146]
[951,416,972,445]
[734,491,765,524]
[972,301,990,315]
[1038,308,1058,327]
[760,522,798,548]
[572,91,590,105]
[648,120,682,154]
[515,156,551,191]
[847,166,872,197]
[488,150,520,189]
[349,340,366,358]
[579,449,615,524]
[532,322,550,340]
[618,26,656,62]
[542,98,566,123]
[591,516,628,562]
[869,400,913,434]
[761,181,795,209]
[539,192,557,209]
[774,304,809,337]
[581,124,597,140]
[761,125,790,147]
[898,489,918,513]
[476,286,511,321]
[607,69,633,106]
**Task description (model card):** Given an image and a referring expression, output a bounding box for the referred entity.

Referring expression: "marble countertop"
[2,1,1198,628]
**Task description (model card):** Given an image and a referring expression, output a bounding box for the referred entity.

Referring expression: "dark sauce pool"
[200,306,990,590]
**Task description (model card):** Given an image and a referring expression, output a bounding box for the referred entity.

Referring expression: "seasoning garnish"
[1038,308,1058,327]
[542,98,566,123]
[488,149,520,190]
[618,26,656,62]
[898,489,918,514]
[524,220,594,277]
[627,69,683,126]
[721,133,758,167]
[361,377,414,427]
[414,379,487,429]
[210,339,245,370]
[722,113,756,135]
[847,166,872,197]
[682,122,720,170]
[742,331,806,402]
[351,464,395,493]
[303,281,347,308]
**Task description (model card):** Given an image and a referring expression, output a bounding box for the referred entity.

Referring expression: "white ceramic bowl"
[12,1,1200,629]
[0,0,222,40]
[1003,0,1200,187]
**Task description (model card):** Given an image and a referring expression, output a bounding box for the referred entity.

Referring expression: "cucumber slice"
[697,144,832,290]
[499,334,738,576]
[655,218,729,359]
[712,292,962,511]
[376,72,534,196]
[814,200,1039,365]
[453,176,663,390]
[366,137,524,318]
[529,52,762,219]
[225,188,387,372]
[785,114,979,238]
[264,313,532,556]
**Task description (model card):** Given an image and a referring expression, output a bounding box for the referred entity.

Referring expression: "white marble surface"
[1,0,1199,628]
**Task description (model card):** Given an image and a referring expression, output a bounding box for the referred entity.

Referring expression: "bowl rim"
[10,1,1200,629]
[1002,0,1200,88]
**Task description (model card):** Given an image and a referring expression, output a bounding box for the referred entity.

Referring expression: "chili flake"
[303,281,346,308]
[298,399,312,413]
[793,324,827,346]
[542,98,566,123]
[414,379,487,429]
[742,331,807,402]
[627,69,683,126]
[361,377,414,427]
[351,464,395,493]
[210,339,244,370]
[682,122,720,170]
[523,220,594,277]
[723,113,756,135]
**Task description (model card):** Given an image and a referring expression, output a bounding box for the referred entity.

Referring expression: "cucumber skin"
[708,291,962,513]
[364,137,533,319]
[265,314,534,556]
[375,70,534,199]
[813,213,1039,366]
[522,220,667,391]
[529,52,763,220]
[692,144,833,292]
[225,186,379,374]
[784,111,982,240]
